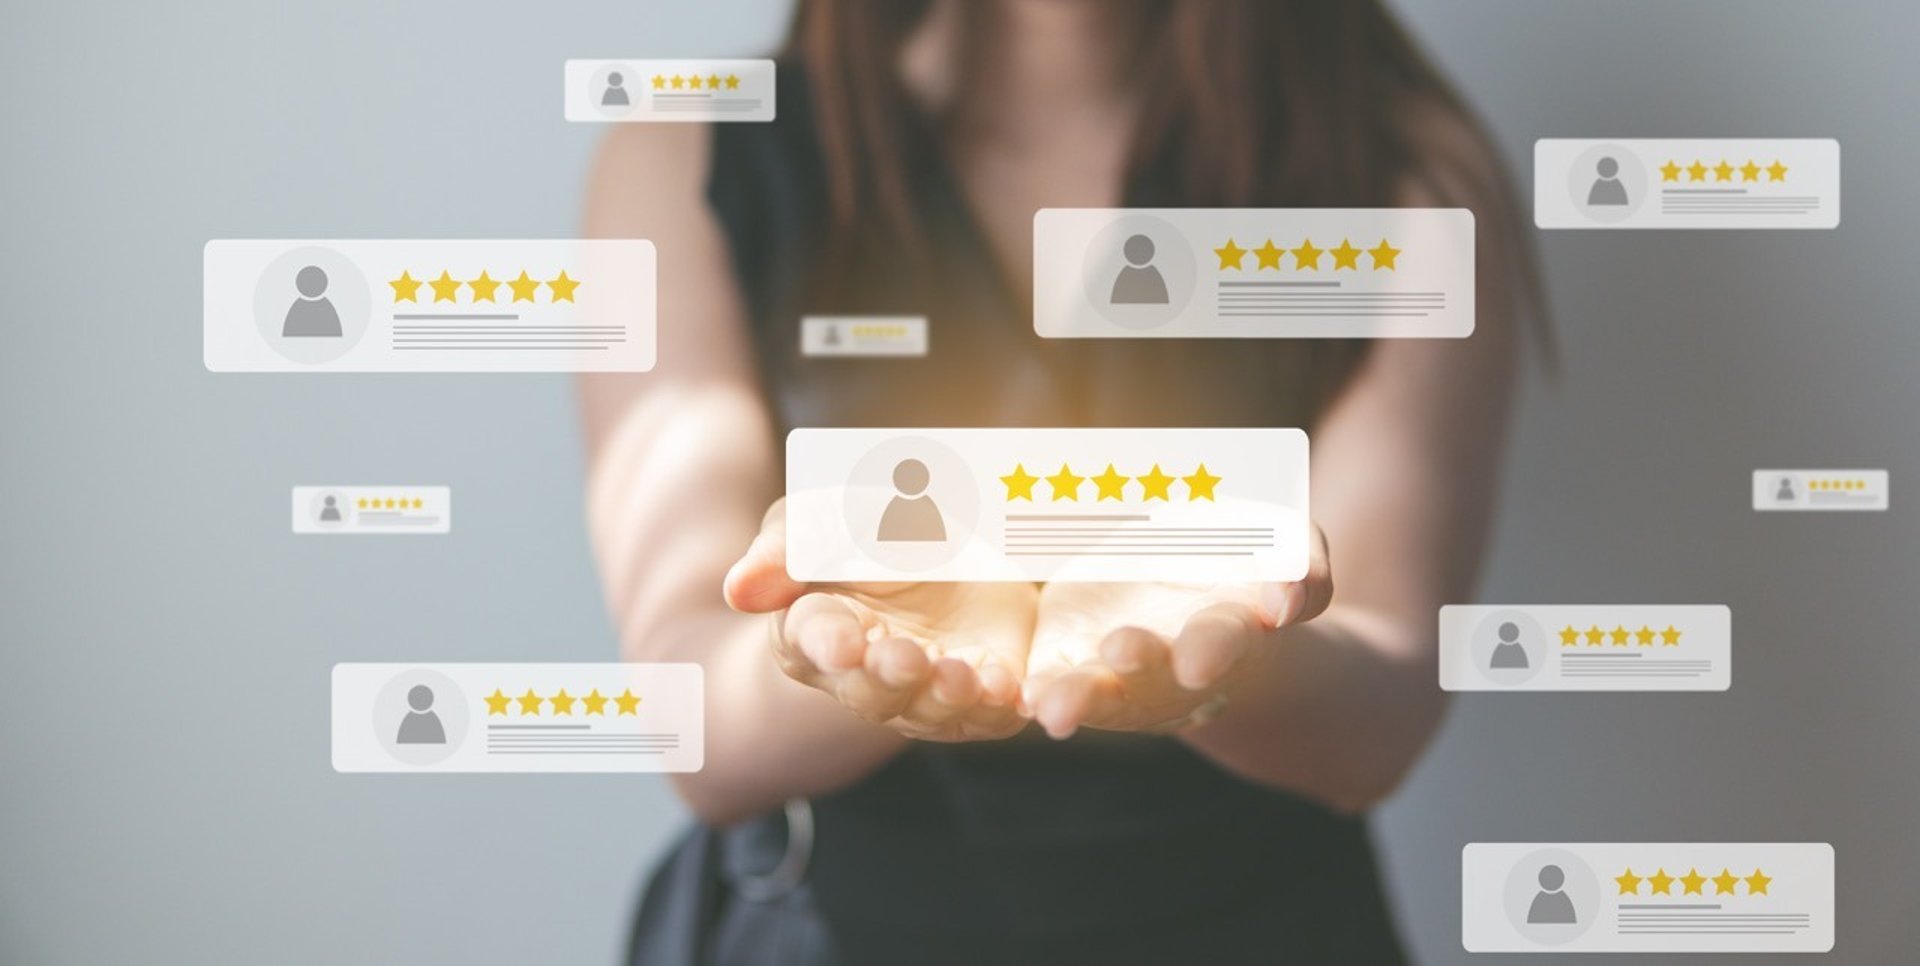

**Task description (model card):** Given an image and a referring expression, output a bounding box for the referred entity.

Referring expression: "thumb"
[723,498,808,613]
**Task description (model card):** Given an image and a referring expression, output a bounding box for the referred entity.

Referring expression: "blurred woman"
[581,1,1539,962]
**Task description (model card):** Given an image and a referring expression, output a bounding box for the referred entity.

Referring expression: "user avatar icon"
[282,265,343,338]
[318,495,342,523]
[1776,477,1796,502]
[602,71,630,107]
[824,323,843,347]
[1586,157,1630,207]
[876,458,946,542]
[1109,233,1170,305]
[395,685,447,745]
[1526,864,1578,925]
[1489,621,1529,670]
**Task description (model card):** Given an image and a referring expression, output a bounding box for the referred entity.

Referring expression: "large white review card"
[1034,208,1473,339]
[1535,139,1840,229]
[1439,605,1730,692]
[1463,843,1834,953]
[787,428,1308,583]
[205,240,655,372]
[564,59,775,123]
[332,664,702,773]
[292,486,449,535]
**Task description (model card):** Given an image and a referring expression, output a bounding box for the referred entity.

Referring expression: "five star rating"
[650,73,742,91]
[1214,237,1400,271]
[1559,623,1685,647]
[1616,866,1772,897]
[357,496,427,511]
[1659,158,1789,183]
[1000,463,1220,501]
[389,270,578,303]
[485,687,642,716]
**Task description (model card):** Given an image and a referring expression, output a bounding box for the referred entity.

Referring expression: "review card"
[1535,139,1839,229]
[204,240,655,372]
[1438,605,1730,692]
[1753,468,1888,511]
[332,663,703,773]
[1033,208,1473,339]
[292,486,450,535]
[801,315,929,357]
[1463,843,1834,953]
[786,428,1308,582]
[564,59,775,122]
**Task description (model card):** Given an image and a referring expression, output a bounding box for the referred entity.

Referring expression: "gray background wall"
[1,1,1910,963]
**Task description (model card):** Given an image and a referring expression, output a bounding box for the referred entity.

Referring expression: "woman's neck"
[904,0,1148,140]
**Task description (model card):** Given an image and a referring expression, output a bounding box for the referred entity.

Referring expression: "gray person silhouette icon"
[1526,865,1579,924]
[395,685,447,745]
[1586,157,1630,206]
[1776,477,1795,502]
[1109,234,1170,305]
[319,495,342,523]
[602,72,630,106]
[876,458,946,542]
[1489,621,1529,670]
[281,265,343,338]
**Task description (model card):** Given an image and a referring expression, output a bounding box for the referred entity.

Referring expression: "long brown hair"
[786,0,1547,392]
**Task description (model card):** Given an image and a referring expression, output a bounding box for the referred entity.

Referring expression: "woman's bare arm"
[578,125,906,826]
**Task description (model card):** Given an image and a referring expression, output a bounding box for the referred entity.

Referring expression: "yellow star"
[1368,238,1400,270]
[384,499,396,509]
[1182,464,1221,501]
[1046,464,1084,501]
[516,689,544,715]
[549,688,575,715]
[1610,625,1631,646]
[1688,160,1709,182]
[1744,869,1771,895]
[506,270,541,302]
[1252,239,1285,270]
[1659,160,1682,182]
[1714,159,1735,182]
[1616,868,1643,895]
[1648,868,1676,895]
[650,75,665,90]
[1000,464,1039,501]
[687,75,703,90]
[1635,625,1656,646]
[1329,238,1362,270]
[1137,464,1175,501]
[1091,464,1130,501]
[1559,625,1580,647]
[389,271,422,302]
[484,689,511,715]
[1585,625,1606,647]
[725,74,741,90]
[1680,868,1707,895]
[1767,160,1788,181]
[428,271,462,302]
[412,498,424,509]
[467,271,501,302]
[582,689,608,716]
[1660,625,1682,646]
[706,74,722,89]
[1713,869,1740,895]
[1290,238,1323,270]
[356,498,367,509]
[1214,239,1247,270]
[669,74,685,89]
[614,688,641,714]
[546,271,579,302]
[1740,160,1762,182]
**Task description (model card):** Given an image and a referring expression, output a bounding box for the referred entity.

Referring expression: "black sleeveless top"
[701,66,1409,965]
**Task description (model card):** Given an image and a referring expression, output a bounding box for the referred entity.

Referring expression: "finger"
[1170,602,1262,690]
[940,645,1021,707]
[863,634,932,692]
[823,635,927,724]
[785,593,867,672]
[722,499,807,613]
[1032,665,1117,740]
[1098,626,1173,693]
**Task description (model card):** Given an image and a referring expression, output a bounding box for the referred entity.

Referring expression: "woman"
[581,1,1537,962]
